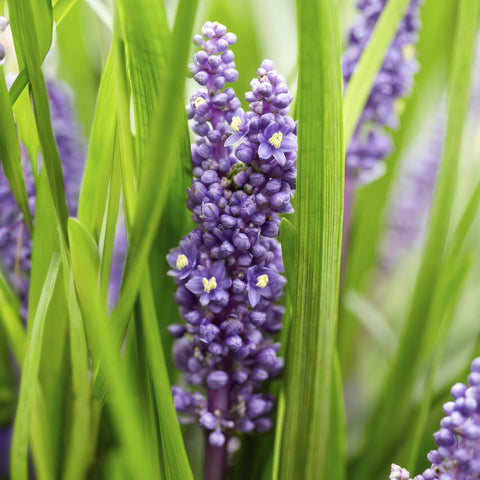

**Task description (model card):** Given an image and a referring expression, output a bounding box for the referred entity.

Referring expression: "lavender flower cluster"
[343,0,422,182]
[381,114,444,270]
[167,21,297,447]
[390,357,480,479]
[0,79,84,312]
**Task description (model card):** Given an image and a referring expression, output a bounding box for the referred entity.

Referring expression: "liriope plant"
[0,0,479,479]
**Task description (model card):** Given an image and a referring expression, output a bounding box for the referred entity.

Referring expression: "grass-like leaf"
[52,0,78,24]
[139,270,194,479]
[276,0,344,478]
[68,218,153,479]
[59,242,93,480]
[0,66,32,231]
[10,253,60,480]
[77,52,116,241]
[7,0,69,242]
[111,0,198,350]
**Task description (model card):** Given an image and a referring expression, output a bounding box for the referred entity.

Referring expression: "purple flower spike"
[391,356,480,479]
[343,0,423,181]
[167,23,297,466]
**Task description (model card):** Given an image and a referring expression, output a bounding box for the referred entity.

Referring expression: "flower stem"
[204,386,229,480]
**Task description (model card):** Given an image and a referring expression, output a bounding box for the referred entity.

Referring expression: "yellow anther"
[256,274,269,289]
[231,116,242,132]
[402,44,415,61]
[203,276,217,293]
[268,132,283,149]
[195,97,207,109]
[176,254,189,270]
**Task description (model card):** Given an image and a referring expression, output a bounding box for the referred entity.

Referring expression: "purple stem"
[204,386,229,480]
[0,425,12,478]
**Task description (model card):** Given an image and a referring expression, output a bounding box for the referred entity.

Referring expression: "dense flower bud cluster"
[0,79,85,315]
[343,0,422,182]
[168,22,297,447]
[390,357,480,479]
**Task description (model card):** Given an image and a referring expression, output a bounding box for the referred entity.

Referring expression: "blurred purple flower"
[343,0,422,182]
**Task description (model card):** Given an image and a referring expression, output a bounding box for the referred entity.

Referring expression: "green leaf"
[68,218,154,479]
[111,0,198,352]
[78,52,116,241]
[325,352,346,480]
[276,0,344,478]
[59,242,93,480]
[0,66,32,231]
[139,269,193,479]
[116,0,170,163]
[52,0,78,24]
[10,253,60,480]
[342,0,414,146]
[7,0,69,242]
[350,1,480,477]
[0,272,26,363]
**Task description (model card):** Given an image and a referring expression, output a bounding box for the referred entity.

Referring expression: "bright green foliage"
[276,0,344,479]
[1,0,480,479]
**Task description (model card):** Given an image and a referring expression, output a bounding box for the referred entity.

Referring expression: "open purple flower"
[224,110,250,147]
[246,265,283,307]
[185,260,232,307]
[258,121,297,166]
[167,235,198,280]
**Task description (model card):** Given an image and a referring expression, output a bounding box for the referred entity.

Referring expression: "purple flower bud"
[255,417,273,433]
[209,431,225,447]
[168,324,187,338]
[225,335,242,350]
[194,71,209,85]
[206,371,229,389]
[200,412,217,430]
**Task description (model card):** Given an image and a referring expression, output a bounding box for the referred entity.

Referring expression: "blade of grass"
[110,0,198,351]
[78,51,116,241]
[350,1,480,477]
[116,0,170,164]
[0,66,32,231]
[68,218,153,480]
[276,0,344,478]
[7,0,69,242]
[0,274,55,480]
[139,269,194,479]
[112,13,137,229]
[52,0,78,24]
[10,253,60,480]
[404,252,473,471]
[342,0,416,146]
[325,352,346,480]
[58,241,93,480]
[0,273,26,363]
